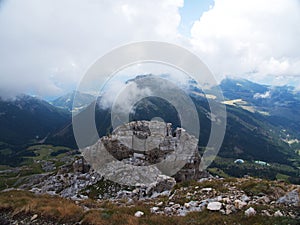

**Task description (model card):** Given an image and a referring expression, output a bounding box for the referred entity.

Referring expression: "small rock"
[288,212,296,218]
[225,209,232,215]
[207,202,222,211]
[156,201,163,206]
[164,207,172,214]
[184,202,190,209]
[171,204,181,210]
[169,191,176,200]
[259,196,270,204]
[241,195,250,202]
[199,201,208,210]
[83,206,90,211]
[262,210,271,217]
[214,196,223,202]
[222,197,231,204]
[177,209,188,216]
[150,207,160,213]
[198,178,209,182]
[31,214,38,221]
[127,198,134,204]
[134,211,144,217]
[234,200,247,209]
[245,207,256,217]
[201,187,212,192]
[225,205,235,215]
[189,201,199,207]
[132,188,139,194]
[274,210,283,217]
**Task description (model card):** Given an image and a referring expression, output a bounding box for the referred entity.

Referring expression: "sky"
[0,0,299,99]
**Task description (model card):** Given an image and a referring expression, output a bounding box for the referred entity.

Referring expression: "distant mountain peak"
[51,91,95,113]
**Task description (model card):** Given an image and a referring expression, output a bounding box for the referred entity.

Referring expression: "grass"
[174,177,235,192]
[276,173,290,182]
[170,178,237,205]
[0,148,13,156]
[0,190,299,225]
[237,178,288,198]
[81,178,132,199]
[209,156,300,184]
[0,144,80,192]
[0,165,11,170]
[208,167,230,178]
[26,145,72,161]
[0,176,19,190]
[0,190,83,223]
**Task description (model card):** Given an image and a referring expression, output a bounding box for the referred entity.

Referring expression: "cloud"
[254,91,271,99]
[189,0,300,86]
[1,0,300,98]
[98,78,153,119]
[0,0,183,98]
[97,62,191,109]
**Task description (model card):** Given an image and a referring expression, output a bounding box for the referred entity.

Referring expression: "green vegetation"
[207,167,230,178]
[25,145,72,161]
[276,173,290,182]
[0,145,76,191]
[237,178,287,197]
[209,156,300,184]
[81,178,133,199]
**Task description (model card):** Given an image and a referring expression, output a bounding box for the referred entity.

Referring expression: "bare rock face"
[276,189,300,206]
[73,157,90,173]
[84,120,205,184]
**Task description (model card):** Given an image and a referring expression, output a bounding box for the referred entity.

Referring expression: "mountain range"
[50,90,95,113]
[0,76,299,182]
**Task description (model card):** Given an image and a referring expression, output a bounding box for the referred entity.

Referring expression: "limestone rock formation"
[83,120,207,185]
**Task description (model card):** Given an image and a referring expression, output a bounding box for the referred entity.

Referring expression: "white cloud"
[254,91,271,99]
[1,0,300,98]
[0,0,183,98]
[189,0,300,86]
[97,62,191,109]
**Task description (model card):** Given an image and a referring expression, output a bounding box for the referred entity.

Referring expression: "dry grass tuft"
[0,190,83,223]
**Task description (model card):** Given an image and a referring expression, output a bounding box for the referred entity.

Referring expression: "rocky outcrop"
[276,189,299,206]
[117,175,176,199]
[145,177,299,218]
[84,120,206,184]
[29,169,102,199]
[73,157,90,173]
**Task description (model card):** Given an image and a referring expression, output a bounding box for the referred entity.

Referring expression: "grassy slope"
[0,177,299,225]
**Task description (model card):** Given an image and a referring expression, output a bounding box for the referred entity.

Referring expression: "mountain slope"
[51,91,95,113]
[2,77,299,182]
[0,95,70,146]
[218,78,300,138]
[48,77,300,165]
